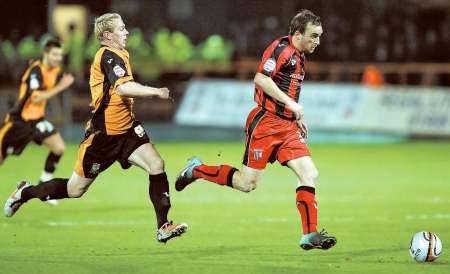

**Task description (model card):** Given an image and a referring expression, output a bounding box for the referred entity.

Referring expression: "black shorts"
[74,121,150,178]
[0,118,58,159]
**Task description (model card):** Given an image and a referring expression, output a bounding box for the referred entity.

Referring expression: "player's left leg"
[40,132,66,183]
[127,142,187,243]
[287,157,336,250]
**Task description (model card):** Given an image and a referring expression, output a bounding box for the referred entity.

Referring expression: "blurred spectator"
[362,65,384,87]
[17,35,40,61]
[198,34,233,62]
[65,23,85,77]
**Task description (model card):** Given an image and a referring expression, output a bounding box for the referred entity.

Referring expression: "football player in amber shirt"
[0,38,73,199]
[5,13,187,243]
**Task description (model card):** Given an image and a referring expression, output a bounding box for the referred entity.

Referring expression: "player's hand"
[286,101,304,120]
[157,87,171,99]
[59,73,75,89]
[297,119,308,139]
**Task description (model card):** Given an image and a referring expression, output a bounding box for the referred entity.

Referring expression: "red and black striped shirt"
[255,36,305,120]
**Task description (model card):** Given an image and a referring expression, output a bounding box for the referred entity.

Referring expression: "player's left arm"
[31,73,74,103]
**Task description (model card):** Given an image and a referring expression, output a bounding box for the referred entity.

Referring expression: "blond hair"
[94,13,122,42]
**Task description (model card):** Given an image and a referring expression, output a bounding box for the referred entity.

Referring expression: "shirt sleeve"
[27,66,43,90]
[258,41,289,77]
[101,51,133,88]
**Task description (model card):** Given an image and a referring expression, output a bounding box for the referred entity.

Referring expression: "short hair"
[289,9,321,35]
[43,38,62,52]
[94,13,122,42]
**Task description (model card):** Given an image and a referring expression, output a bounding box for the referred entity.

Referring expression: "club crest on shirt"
[290,56,297,66]
[90,163,101,175]
[263,58,276,72]
[113,65,126,77]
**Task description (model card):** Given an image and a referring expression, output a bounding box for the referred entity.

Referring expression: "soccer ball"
[409,231,442,262]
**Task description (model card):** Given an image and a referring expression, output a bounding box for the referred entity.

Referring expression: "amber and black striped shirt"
[88,46,134,135]
[8,60,62,122]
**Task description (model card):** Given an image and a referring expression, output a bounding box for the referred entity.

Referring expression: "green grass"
[0,141,449,274]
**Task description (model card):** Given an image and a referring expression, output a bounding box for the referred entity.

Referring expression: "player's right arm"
[31,73,74,103]
[254,72,304,120]
[116,81,170,99]
[100,50,170,100]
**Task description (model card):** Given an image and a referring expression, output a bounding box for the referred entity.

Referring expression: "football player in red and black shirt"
[176,10,336,250]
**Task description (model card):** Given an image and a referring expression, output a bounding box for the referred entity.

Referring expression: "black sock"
[21,178,69,202]
[149,172,171,228]
[44,152,62,173]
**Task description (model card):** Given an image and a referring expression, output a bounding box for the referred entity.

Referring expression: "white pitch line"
[405,213,450,220]
[46,220,150,226]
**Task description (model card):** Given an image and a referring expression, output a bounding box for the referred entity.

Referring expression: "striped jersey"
[88,46,134,135]
[8,60,62,122]
[255,36,306,120]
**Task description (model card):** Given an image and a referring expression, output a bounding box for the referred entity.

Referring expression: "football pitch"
[0,141,449,274]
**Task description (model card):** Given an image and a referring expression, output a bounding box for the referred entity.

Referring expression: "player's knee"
[52,143,65,155]
[149,158,165,174]
[303,168,319,186]
[67,185,87,198]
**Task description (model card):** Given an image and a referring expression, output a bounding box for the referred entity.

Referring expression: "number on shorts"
[35,120,54,133]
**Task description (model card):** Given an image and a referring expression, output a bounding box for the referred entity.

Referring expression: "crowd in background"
[0,0,450,85]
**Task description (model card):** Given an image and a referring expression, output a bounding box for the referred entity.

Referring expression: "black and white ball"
[409,231,442,262]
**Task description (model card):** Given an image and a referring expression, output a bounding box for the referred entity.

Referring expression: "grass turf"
[0,141,449,274]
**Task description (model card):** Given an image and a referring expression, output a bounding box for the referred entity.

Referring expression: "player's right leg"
[4,172,94,217]
[175,159,263,193]
[176,107,267,193]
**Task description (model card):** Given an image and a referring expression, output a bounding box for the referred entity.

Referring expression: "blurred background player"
[175,10,336,250]
[0,38,73,206]
[4,13,187,243]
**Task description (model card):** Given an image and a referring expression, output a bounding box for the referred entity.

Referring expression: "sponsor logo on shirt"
[291,73,305,81]
[29,74,40,89]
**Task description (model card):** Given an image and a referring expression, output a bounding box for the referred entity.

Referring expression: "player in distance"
[0,38,73,205]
